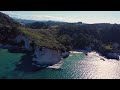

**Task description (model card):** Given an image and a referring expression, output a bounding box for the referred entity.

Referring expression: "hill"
[1,12,120,54]
[0,12,21,27]
[0,12,65,51]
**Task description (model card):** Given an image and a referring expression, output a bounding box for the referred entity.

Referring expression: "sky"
[1,11,120,24]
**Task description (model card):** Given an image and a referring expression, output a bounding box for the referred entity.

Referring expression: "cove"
[0,48,85,79]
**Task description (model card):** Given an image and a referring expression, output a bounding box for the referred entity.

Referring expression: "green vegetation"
[0,12,20,27]
[17,27,61,50]
[1,12,120,53]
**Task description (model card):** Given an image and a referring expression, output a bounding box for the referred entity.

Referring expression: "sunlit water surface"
[0,49,120,79]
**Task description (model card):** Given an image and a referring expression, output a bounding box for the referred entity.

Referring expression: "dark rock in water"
[85,53,88,55]
[63,55,69,58]
[62,52,70,58]
[51,68,62,70]
[99,51,119,60]
[106,53,119,60]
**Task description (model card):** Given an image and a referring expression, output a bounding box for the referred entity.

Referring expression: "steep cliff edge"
[0,12,70,68]
[15,35,32,50]
[32,46,62,66]
[14,35,66,66]
[0,12,21,27]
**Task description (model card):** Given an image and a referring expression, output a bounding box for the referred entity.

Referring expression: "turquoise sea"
[1,48,120,79]
[0,49,85,79]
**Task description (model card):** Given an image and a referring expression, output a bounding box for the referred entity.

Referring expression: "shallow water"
[0,49,120,79]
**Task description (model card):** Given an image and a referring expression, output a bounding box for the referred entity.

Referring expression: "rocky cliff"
[32,46,62,66]
[15,35,31,50]
[14,35,69,67]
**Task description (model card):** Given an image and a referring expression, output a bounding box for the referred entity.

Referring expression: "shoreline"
[70,49,90,54]
[71,49,120,61]
[85,51,120,61]
[70,51,83,54]
[47,58,64,69]
[1,43,120,62]
[0,43,32,53]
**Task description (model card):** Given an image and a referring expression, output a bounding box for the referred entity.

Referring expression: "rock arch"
[15,35,31,50]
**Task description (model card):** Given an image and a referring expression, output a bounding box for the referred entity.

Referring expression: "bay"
[1,48,120,79]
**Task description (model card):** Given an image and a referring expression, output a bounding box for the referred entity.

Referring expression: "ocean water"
[0,49,85,79]
[0,49,25,79]
[1,48,120,79]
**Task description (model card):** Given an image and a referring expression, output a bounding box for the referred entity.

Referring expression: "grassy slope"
[17,27,61,50]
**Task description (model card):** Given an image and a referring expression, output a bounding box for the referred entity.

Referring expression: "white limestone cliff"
[32,46,62,65]
[14,35,70,67]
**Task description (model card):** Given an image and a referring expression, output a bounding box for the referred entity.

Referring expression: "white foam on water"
[69,55,73,56]
[70,51,83,54]
[47,58,64,69]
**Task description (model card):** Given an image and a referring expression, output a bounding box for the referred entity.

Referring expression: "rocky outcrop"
[15,35,31,50]
[62,52,70,58]
[32,46,62,66]
[8,35,70,67]
[106,53,119,60]
[0,43,13,48]
[112,43,120,49]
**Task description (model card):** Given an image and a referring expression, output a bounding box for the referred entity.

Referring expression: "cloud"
[1,11,120,24]
[1,11,81,23]
[1,11,25,18]
[30,15,80,22]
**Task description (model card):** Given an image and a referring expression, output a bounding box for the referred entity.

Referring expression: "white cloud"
[1,11,81,22]
[1,11,120,24]
[1,11,26,18]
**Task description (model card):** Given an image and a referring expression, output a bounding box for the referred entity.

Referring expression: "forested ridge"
[1,12,120,54]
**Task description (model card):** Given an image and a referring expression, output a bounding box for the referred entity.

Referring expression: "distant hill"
[13,17,67,24]
[0,12,63,50]
[1,12,120,53]
[13,18,38,25]
[25,20,67,29]
[12,17,67,28]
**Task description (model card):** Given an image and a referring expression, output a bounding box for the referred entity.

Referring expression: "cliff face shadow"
[14,53,43,72]
[8,47,29,54]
